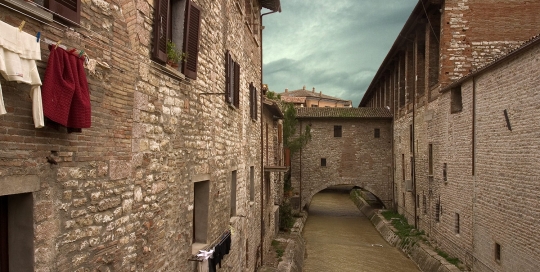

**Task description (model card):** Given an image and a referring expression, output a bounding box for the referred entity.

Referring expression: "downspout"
[412,81,417,229]
[260,7,280,266]
[299,120,303,213]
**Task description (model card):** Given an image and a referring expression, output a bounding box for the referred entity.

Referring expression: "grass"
[271,239,285,259]
[436,249,461,266]
[380,210,424,239]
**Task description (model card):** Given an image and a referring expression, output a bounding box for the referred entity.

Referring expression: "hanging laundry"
[41,45,91,130]
[197,249,214,272]
[208,232,231,272]
[0,20,44,128]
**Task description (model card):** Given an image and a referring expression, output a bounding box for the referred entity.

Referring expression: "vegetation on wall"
[282,103,311,154]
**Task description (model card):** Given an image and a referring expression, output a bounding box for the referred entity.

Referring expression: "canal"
[302,187,420,272]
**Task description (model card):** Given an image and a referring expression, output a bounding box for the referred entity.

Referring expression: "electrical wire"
[420,0,440,44]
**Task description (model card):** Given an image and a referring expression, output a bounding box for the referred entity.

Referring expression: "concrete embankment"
[350,191,462,272]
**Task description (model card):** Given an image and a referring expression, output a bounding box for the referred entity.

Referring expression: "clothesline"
[188,229,232,262]
[0,2,188,80]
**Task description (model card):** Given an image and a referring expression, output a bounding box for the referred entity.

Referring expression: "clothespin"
[55,40,62,49]
[78,49,84,57]
[18,20,25,32]
[36,32,41,43]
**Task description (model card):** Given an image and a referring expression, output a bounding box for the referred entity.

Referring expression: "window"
[495,243,501,262]
[249,166,255,201]
[311,105,318,107]
[225,51,240,108]
[48,0,81,24]
[321,158,326,167]
[401,154,405,182]
[244,0,260,40]
[422,195,427,214]
[153,0,201,79]
[249,83,257,120]
[409,124,413,152]
[277,124,283,144]
[451,85,463,113]
[428,144,433,175]
[0,193,34,272]
[435,198,440,222]
[230,171,237,217]
[374,128,380,138]
[455,213,460,234]
[334,125,342,137]
[193,180,209,244]
[264,172,270,204]
[443,163,447,182]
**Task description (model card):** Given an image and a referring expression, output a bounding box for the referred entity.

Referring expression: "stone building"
[0,0,283,271]
[289,107,393,210]
[279,86,352,108]
[359,0,540,271]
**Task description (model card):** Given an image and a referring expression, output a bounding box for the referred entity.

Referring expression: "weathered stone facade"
[360,0,540,271]
[290,108,393,209]
[0,0,282,271]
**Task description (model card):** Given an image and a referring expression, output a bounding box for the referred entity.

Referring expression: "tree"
[282,103,311,154]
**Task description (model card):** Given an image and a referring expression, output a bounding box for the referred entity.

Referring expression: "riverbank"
[350,189,463,272]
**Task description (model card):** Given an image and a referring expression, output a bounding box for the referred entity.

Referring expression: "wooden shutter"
[47,0,81,24]
[152,0,169,63]
[0,196,8,272]
[225,52,232,104]
[182,0,201,79]
[233,62,240,108]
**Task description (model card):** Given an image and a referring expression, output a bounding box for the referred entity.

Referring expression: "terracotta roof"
[442,33,540,92]
[296,107,392,119]
[279,89,350,102]
[281,96,306,103]
[260,0,281,12]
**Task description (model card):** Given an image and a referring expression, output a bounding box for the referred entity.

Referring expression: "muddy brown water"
[302,188,420,272]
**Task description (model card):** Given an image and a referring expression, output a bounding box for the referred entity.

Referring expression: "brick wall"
[290,118,393,208]
[0,0,279,271]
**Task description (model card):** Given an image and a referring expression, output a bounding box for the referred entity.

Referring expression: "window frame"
[334,125,342,137]
[225,51,240,108]
[320,158,326,167]
[152,0,201,79]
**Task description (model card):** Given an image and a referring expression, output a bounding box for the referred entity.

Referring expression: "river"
[302,187,420,272]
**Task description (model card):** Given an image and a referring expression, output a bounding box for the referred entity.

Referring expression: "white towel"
[0,20,43,128]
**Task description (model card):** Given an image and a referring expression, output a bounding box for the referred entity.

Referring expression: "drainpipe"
[260,7,280,266]
[299,120,303,213]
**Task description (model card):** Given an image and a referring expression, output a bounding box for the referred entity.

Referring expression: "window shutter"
[225,52,232,104]
[152,0,169,63]
[233,62,240,108]
[182,0,201,79]
[47,0,81,24]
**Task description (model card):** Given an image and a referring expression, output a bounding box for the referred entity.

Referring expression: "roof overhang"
[260,0,281,12]
[263,99,284,119]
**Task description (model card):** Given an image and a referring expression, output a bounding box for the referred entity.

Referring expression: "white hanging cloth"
[0,20,44,128]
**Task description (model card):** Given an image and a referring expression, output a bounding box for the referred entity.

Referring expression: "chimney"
[302,85,306,90]
[285,88,288,93]
[319,91,322,97]
[312,87,315,93]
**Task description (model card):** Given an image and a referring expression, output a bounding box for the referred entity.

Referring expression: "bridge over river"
[303,186,420,272]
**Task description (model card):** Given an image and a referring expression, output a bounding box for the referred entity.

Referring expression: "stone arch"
[302,179,391,210]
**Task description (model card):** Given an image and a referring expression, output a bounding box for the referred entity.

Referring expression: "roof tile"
[296,107,392,119]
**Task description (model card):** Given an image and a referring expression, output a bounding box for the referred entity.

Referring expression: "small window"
[435,198,440,222]
[321,158,326,167]
[401,154,405,182]
[443,163,447,182]
[225,51,240,108]
[422,195,427,214]
[249,83,257,120]
[409,124,413,152]
[193,180,209,243]
[334,125,342,137]
[374,128,380,138]
[48,0,81,24]
[428,144,433,175]
[264,172,270,204]
[153,0,201,79]
[451,85,463,113]
[311,105,318,107]
[230,171,237,217]
[495,243,501,262]
[249,166,255,201]
[455,213,460,234]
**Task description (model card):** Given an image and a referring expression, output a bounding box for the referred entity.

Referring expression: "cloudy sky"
[262,0,417,107]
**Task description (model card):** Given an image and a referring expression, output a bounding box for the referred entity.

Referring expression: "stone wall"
[0,0,280,271]
[290,118,392,208]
